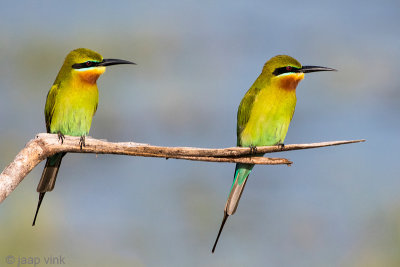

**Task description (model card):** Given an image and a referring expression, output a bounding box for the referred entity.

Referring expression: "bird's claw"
[57,132,65,144]
[249,145,257,154]
[79,136,86,149]
[278,143,285,149]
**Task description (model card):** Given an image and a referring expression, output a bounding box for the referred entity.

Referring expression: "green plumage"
[228,55,302,215]
[45,48,102,136]
[212,55,335,253]
[32,48,135,226]
[33,48,103,226]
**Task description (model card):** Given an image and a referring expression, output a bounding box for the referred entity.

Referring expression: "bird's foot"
[249,145,257,154]
[278,143,285,149]
[57,132,65,144]
[79,135,86,149]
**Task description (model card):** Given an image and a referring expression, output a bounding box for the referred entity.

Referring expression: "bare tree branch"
[0,133,365,203]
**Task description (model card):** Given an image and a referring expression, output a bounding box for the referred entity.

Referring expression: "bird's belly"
[241,115,291,147]
[51,108,94,136]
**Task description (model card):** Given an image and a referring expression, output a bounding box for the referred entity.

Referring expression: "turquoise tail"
[32,152,66,226]
[212,163,254,253]
[225,163,254,215]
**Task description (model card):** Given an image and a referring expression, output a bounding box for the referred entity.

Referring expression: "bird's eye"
[85,61,92,67]
[286,66,292,71]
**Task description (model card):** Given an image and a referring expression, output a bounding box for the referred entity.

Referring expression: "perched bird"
[32,48,135,226]
[212,55,336,252]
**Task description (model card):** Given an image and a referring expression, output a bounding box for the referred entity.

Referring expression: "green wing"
[236,86,261,146]
[44,84,59,133]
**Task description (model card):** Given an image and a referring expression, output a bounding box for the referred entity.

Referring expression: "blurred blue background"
[1,0,400,266]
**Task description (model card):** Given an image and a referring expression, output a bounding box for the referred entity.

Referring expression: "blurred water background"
[1,1,400,266]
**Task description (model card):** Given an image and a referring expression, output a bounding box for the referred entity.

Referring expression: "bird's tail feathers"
[224,163,254,215]
[212,163,254,252]
[32,152,66,226]
[37,152,66,193]
[212,212,228,253]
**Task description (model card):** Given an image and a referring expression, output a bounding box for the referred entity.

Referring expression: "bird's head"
[59,48,135,84]
[262,55,336,90]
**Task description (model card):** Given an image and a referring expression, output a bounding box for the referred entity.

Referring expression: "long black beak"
[300,66,337,73]
[98,58,136,66]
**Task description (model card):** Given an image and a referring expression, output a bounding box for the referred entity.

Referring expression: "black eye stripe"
[272,66,300,76]
[72,61,100,69]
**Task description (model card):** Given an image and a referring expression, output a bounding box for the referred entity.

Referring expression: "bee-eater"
[212,55,336,252]
[32,48,135,226]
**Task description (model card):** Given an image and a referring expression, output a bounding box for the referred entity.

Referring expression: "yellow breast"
[239,73,301,146]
